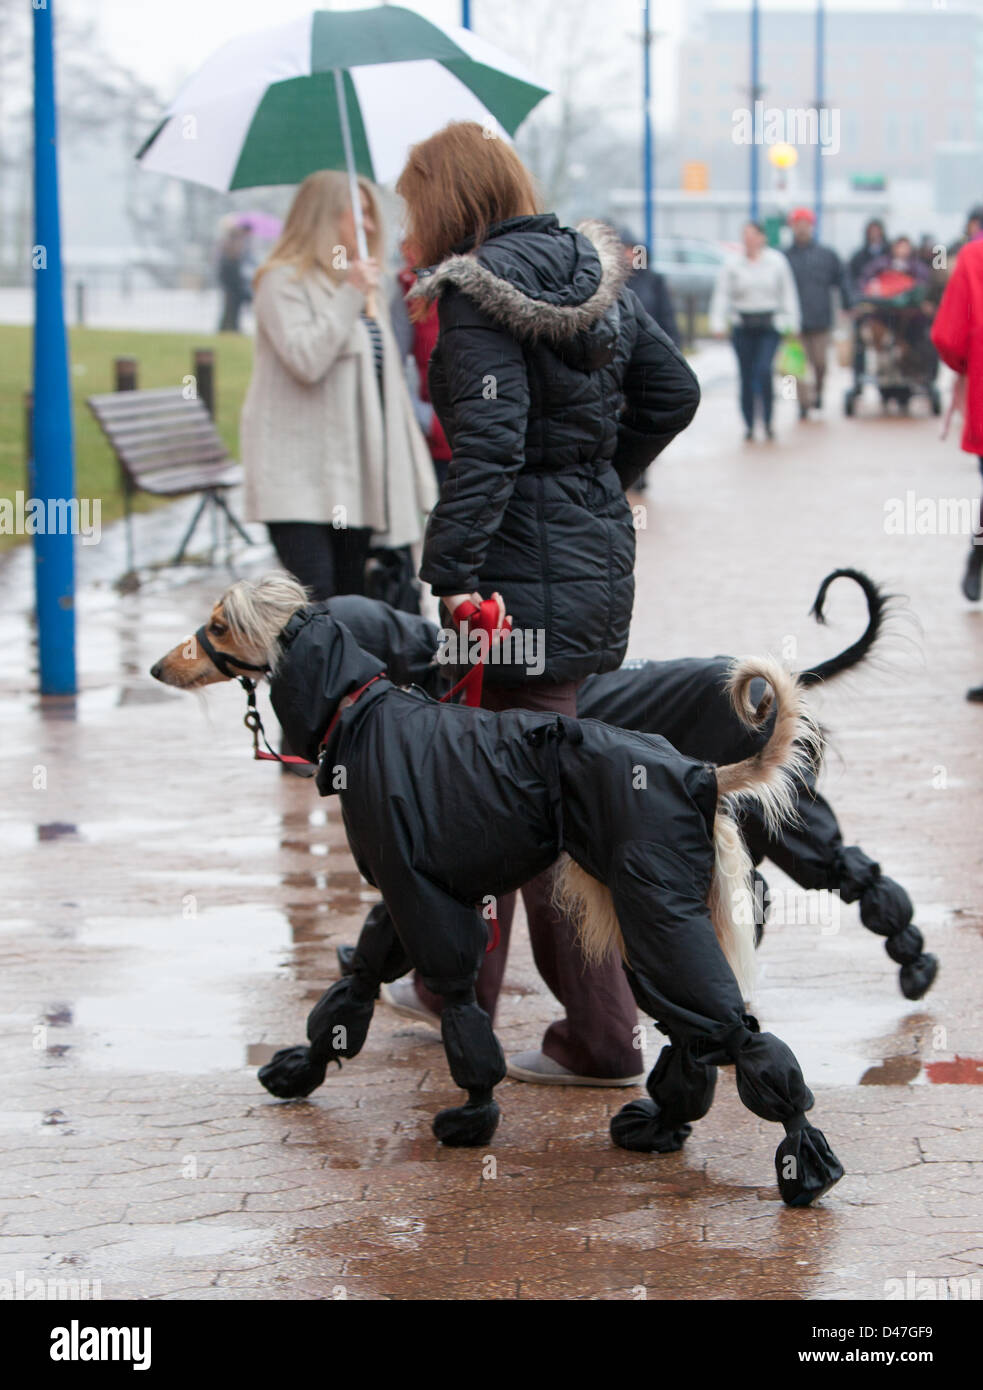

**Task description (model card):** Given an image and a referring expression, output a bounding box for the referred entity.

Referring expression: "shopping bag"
[776,335,808,379]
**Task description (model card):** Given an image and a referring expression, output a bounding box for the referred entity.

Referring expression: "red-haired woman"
[382,122,700,1086]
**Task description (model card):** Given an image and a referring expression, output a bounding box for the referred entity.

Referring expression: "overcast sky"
[68,0,983,131]
[70,0,687,129]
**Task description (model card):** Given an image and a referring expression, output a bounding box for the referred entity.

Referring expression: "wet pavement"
[2,356,982,1300]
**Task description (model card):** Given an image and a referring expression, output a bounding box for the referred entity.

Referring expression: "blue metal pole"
[815,0,825,239]
[750,0,760,222]
[461,0,471,29]
[33,0,76,695]
[643,0,654,261]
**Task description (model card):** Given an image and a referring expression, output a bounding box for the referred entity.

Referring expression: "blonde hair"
[254,171,384,290]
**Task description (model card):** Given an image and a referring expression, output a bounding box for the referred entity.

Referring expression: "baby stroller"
[844,269,941,417]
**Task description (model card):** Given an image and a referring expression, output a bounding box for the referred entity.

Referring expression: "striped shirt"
[360,312,384,398]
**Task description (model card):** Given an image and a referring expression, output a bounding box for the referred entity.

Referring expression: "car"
[649,237,737,314]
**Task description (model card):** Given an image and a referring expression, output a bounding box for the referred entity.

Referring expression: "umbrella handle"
[333,67,375,317]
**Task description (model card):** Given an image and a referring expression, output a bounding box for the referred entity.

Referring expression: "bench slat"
[137,465,242,496]
[90,401,213,427]
[88,387,195,408]
[121,452,229,476]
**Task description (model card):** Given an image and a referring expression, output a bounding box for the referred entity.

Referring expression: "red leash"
[440,597,512,710]
[439,598,512,951]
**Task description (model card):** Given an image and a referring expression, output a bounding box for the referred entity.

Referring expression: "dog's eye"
[209,621,228,638]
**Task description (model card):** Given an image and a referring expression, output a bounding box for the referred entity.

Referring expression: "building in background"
[615,1,983,253]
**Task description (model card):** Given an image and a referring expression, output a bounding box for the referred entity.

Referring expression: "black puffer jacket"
[411,214,700,684]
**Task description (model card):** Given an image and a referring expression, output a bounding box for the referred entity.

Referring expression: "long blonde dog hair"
[553,657,819,1001]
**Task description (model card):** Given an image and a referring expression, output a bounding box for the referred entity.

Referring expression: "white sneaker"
[380,977,441,1029]
[506,1049,645,1088]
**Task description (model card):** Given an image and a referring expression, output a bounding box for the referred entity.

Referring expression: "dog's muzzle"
[194,625,270,680]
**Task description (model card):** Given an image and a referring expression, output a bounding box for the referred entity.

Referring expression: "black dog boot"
[610,1098,692,1153]
[431,999,506,1147]
[775,1115,844,1207]
[433,1088,501,1147]
[258,1045,328,1099]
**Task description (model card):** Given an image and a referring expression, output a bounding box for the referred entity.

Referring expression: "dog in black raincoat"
[306,570,937,1003]
[153,574,845,1207]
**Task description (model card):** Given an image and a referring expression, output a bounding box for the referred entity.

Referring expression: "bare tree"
[479,0,640,221]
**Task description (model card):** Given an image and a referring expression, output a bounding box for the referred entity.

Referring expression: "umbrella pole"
[333,67,376,315]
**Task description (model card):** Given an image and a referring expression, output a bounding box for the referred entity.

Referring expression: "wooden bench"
[86,386,252,573]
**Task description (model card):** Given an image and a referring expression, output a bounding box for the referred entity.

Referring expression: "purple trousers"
[413,678,640,1078]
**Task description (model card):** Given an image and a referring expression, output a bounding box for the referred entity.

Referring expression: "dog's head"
[150,573,309,689]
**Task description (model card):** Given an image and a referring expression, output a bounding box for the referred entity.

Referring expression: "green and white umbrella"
[137,5,549,257]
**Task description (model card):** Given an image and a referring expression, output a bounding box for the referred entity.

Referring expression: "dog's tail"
[715,656,820,834]
[796,568,888,687]
[554,658,815,1002]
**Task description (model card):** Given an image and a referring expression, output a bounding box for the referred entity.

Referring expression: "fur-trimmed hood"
[408,214,630,352]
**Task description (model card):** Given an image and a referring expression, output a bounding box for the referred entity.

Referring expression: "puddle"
[68,904,294,1073]
[859,1054,923,1085]
[100,1224,272,1264]
[924,1055,983,1084]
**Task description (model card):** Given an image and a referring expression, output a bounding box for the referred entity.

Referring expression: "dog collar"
[195,625,270,680]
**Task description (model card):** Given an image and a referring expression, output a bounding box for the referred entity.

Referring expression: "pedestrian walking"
[784,207,852,417]
[217,225,252,332]
[612,226,682,491]
[848,218,889,292]
[710,220,801,441]
[931,236,983,701]
[614,226,682,346]
[391,121,700,1085]
[241,171,436,603]
[848,218,889,389]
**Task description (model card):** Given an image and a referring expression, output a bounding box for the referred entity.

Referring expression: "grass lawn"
[0,324,254,554]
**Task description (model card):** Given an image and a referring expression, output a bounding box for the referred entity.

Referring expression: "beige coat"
[241,264,437,546]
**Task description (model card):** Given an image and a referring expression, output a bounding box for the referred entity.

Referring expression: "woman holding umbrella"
[385,121,701,1086]
[241,170,436,599]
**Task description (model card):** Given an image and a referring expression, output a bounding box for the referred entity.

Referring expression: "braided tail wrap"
[836,846,938,999]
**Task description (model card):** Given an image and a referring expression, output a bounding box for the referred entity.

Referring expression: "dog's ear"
[250,572,309,621]
[219,573,308,660]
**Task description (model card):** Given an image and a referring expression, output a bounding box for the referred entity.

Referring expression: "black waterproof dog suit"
[324,594,937,1001]
[258,607,843,1206]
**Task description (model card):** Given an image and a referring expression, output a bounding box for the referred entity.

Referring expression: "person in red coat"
[392,245,453,486]
[931,238,983,702]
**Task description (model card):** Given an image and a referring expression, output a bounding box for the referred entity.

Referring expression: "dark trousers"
[267,521,374,602]
[732,325,780,430]
[413,678,640,1078]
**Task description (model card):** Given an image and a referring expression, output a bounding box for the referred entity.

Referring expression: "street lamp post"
[814,0,826,238]
[750,0,761,222]
[32,0,77,696]
[643,0,654,260]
